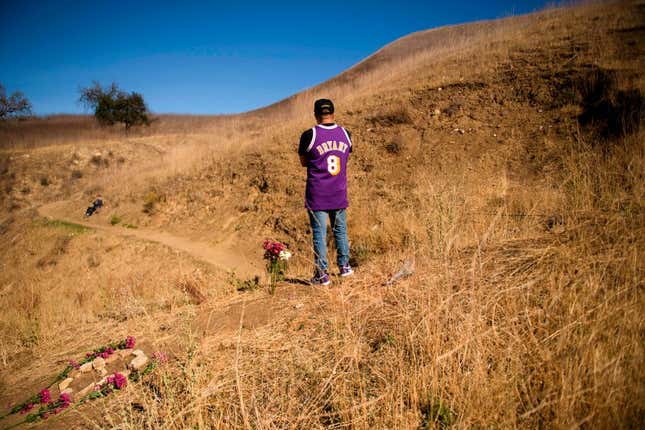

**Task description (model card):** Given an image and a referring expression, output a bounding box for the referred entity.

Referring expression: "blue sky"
[1,0,552,115]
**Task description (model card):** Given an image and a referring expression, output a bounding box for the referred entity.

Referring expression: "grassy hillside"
[0,1,643,429]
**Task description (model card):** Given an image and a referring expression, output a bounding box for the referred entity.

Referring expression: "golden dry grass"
[0,1,643,429]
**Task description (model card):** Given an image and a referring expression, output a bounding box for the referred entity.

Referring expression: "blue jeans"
[308,209,350,273]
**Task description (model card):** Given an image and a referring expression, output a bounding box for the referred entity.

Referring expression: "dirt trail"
[37,201,262,278]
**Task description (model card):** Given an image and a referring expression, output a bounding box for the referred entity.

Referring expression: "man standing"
[298,99,353,285]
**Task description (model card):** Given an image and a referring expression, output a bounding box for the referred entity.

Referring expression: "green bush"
[79,82,150,131]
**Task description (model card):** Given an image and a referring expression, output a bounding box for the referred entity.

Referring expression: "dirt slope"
[0,1,643,429]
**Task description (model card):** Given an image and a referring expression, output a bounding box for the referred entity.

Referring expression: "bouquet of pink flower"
[263,240,291,294]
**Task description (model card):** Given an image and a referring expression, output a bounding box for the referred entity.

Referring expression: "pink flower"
[20,403,34,414]
[125,336,136,349]
[152,351,168,364]
[42,412,49,420]
[273,242,284,253]
[53,407,62,415]
[263,240,284,254]
[113,372,127,389]
[39,388,51,404]
[106,347,115,354]
[69,359,80,369]
[59,392,72,408]
[100,351,109,359]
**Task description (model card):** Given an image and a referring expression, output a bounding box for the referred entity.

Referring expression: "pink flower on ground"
[59,392,72,408]
[100,351,109,359]
[53,407,62,415]
[69,359,80,369]
[113,372,127,389]
[106,347,115,354]
[20,403,34,414]
[39,388,51,404]
[125,336,136,349]
[42,412,49,420]
[152,351,168,364]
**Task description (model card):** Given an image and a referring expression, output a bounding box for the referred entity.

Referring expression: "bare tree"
[0,84,32,119]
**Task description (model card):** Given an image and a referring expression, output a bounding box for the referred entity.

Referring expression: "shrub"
[385,135,407,154]
[577,68,643,139]
[419,399,455,430]
[368,105,412,126]
[143,191,160,214]
[90,154,109,167]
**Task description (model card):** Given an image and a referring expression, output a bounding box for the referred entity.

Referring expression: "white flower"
[279,250,292,261]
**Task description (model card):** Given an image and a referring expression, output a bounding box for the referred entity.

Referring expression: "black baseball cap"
[314,99,334,116]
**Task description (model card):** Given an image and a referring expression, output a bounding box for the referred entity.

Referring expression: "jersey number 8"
[327,155,341,176]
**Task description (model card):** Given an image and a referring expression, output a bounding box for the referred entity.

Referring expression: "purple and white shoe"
[310,271,331,286]
[340,264,354,277]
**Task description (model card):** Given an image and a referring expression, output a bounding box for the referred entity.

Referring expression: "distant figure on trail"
[85,195,103,217]
[298,98,354,285]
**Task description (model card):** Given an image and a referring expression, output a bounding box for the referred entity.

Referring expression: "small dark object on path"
[85,195,104,217]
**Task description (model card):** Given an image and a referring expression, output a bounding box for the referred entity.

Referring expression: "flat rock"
[58,377,74,392]
[129,355,149,371]
[131,349,145,357]
[119,348,133,358]
[92,357,106,370]
[79,362,93,373]
[99,368,108,377]
[77,382,96,398]
[106,353,120,364]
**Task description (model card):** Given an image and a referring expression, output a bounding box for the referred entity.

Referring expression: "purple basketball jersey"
[304,124,352,210]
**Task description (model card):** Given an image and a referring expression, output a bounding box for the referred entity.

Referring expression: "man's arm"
[298,129,313,167]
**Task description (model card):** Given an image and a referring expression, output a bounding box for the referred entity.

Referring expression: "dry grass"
[0,1,643,429]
